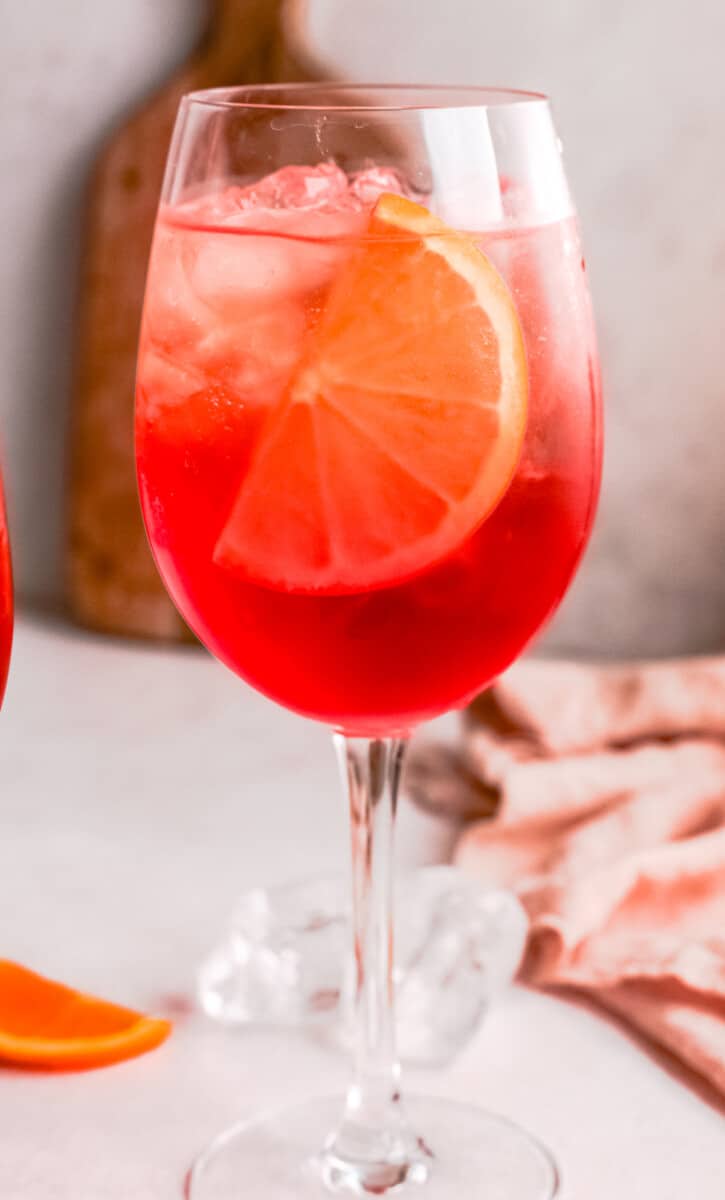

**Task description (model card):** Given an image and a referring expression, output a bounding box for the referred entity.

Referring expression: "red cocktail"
[0,485,13,705]
[137,171,599,732]
[135,86,602,1200]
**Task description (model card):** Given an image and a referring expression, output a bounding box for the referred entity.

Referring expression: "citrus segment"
[214,194,528,593]
[0,960,171,1071]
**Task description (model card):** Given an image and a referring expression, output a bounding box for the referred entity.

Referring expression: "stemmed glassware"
[0,478,13,707]
[135,84,602,1200]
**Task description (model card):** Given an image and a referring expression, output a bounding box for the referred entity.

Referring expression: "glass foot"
[186,1095,559,1199]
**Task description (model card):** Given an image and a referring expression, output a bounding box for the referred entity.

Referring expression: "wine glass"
[135,84,602,1200]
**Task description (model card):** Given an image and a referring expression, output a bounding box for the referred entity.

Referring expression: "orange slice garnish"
[0,961,171,1071]
[214,194,528,593]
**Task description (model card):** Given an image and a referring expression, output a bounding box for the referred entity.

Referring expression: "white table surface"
[0,613,723,1199]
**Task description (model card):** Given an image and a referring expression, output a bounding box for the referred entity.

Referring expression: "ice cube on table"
[197,867,528,1066]
[198,877,347,1026]
[388,868,529,1066]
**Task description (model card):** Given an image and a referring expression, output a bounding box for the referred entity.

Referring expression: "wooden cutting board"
[67,0,324,640]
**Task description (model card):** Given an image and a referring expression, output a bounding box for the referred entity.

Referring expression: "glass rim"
[181,82,549,114]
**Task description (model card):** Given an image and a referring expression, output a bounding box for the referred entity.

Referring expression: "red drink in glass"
[136,180,600,733]
[0,487,13,705]
[137,87,604,1200]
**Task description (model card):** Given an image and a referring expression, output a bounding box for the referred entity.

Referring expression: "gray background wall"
[3,0,724,657]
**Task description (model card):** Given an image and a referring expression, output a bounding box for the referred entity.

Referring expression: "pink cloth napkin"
[407,656,725,1097]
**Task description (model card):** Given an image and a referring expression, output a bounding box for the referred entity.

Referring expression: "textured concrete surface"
[0,615,723,1198]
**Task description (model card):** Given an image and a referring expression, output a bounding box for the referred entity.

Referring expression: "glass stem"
[321,735,428,1194]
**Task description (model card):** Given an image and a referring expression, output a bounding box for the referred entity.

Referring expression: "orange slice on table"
[0,960,171,1071]
[214,194,528,594]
